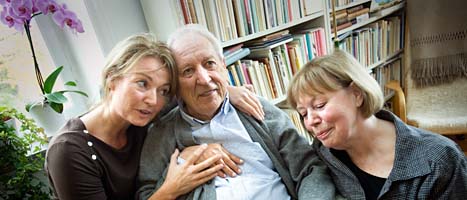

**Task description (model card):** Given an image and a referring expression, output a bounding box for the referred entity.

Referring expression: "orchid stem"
[24,22,45,95]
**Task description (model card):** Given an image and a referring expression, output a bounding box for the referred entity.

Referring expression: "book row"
[370,58,401,97]
[327,0,362,9]
[330,2,371,31]
[283,109,311,142]
[225,28,326,101]
[173,0,323,42]
[337,15,403,68]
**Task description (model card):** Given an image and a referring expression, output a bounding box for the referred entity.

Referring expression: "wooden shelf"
[330,0,372,13]
[271,95,287,105]
[249,38,294,51]
[367,49,404,71]
[222,11,324,48]
[332,2,405,38]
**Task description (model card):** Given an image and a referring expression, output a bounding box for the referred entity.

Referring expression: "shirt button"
[91,154,97,160]
[87,141,93,147]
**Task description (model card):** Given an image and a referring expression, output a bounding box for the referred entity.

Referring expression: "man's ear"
[349,82,364,107]
[221,57,230,83]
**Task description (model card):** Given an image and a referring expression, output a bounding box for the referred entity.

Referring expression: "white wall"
[84,0,149,55]
[140,0,181,42]
[36,0,149,118]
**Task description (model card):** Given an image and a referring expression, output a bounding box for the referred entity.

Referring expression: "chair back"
[405,70,467,135]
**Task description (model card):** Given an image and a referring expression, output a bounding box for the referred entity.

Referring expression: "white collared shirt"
[179,95,290,200]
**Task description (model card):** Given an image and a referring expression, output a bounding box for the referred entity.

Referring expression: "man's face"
[171,34,228,120]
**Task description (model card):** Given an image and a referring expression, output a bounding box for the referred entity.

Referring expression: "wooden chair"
[385,78,467,155]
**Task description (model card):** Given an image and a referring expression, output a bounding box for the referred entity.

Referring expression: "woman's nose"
[304,108,320,130]
[144,89,158,105]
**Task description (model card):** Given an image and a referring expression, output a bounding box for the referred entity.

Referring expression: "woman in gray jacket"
[287,49,467,199]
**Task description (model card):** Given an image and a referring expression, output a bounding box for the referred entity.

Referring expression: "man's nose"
[196,67,211,84]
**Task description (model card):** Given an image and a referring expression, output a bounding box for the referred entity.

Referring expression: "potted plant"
[0,106,51,199]
[25,65,88,114]
[1,0,88,134]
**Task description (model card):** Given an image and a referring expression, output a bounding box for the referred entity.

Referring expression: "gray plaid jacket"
[314,110,467,200]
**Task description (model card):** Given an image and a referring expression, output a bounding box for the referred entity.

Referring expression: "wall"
[36,0,149,118]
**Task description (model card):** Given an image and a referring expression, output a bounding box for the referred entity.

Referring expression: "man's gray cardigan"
[136,98,336,199]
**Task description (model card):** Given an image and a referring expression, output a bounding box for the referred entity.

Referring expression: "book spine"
[187,0,198,23]
[232,0,246,37]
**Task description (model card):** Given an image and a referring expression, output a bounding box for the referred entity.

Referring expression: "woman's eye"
[300,112,308,119]
[314,103,326,109]
[137,80,147,88]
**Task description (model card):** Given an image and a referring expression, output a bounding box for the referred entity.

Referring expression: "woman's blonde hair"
[100,33,177,102]
[287,49,384,118]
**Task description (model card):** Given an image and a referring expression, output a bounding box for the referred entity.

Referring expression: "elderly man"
[137,24,336,200]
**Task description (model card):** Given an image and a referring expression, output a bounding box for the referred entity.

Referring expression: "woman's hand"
[151,145,223,200]
[228,84,265,121]
[180,143,243,178]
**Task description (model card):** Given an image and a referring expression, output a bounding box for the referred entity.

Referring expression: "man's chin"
[188,100,223,119]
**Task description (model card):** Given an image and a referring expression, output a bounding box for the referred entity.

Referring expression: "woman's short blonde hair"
[101,33,177,101]
[287,49,384,118]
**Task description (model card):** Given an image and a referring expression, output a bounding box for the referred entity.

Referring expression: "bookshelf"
[140,0,406,138]
[332,1,405,37]
[330,0,372,12]
[328,0,405,103]
[221,11,324,47]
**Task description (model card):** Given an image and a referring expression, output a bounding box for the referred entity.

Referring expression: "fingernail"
[237,169,242,174]
[239,159,244,163]
[231,173,237,177]
[200,143,208,148]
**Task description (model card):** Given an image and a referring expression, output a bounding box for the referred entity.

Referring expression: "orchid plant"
[0,0,87,113]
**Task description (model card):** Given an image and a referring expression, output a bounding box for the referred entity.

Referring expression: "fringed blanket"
[407,0,467,88]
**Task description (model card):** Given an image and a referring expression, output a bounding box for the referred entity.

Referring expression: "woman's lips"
[316,128,332,140]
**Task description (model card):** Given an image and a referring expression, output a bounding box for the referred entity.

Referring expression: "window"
[0,20,64,116]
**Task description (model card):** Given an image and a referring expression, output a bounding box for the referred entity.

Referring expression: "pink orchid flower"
[52,4,83,33]
[0,6,24,31]
[10,0,33,21]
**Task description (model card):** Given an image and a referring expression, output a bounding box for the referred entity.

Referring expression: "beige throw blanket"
[407,0,467,87]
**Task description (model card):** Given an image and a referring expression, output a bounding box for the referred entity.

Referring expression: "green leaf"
[25,101,41,112]
[44,92,68,104]
[56,90,88,97]
[43,66,63,94]
[64,81,77,86]
[25,103,32,112]
[49,102,63,113]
